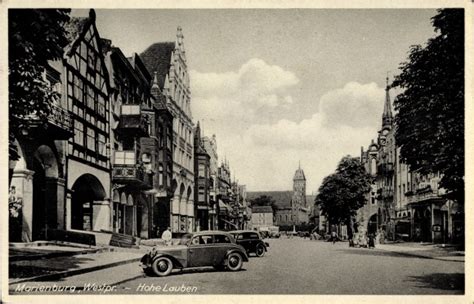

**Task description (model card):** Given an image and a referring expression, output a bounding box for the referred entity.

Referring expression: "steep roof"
[294,167,306,180]
[247,191,293,210]
[140,42,175,89]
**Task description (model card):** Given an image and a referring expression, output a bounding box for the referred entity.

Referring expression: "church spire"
[382,75,393,128]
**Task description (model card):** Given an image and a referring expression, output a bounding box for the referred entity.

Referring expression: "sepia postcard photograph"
[1,0,472,303]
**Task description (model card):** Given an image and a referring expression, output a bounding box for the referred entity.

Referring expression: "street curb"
[9,257,142,285]
[378,248,465,263]
[9,247,111,262]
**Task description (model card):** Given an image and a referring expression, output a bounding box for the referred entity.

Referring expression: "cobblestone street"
[10,238,464,295]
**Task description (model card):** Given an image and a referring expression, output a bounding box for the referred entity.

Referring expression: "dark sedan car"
[140,231,249,276]
[229,230,269,257]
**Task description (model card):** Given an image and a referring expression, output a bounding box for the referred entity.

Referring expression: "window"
[191,235,213,245]
[98,134,106,155]
[87,128,95,151]
[198,187,205,202]
[198,164,206,178]
[115,151,136,165]
[214,235,231,244]
[74,121,84,145]
[158,165,164,185]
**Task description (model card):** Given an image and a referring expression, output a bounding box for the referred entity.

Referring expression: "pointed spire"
[298,160,301,169]
[152,71,159,89]
[382,75,393,128]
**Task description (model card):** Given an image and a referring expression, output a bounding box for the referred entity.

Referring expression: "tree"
[316,156,372,238]
[250,195,277,215]
[9,9,71,160]
[391,9,464,203]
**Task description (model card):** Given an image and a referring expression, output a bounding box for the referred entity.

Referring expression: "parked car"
[230,230,269,257]
[140,231,249,276]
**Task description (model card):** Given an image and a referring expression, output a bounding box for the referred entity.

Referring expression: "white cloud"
[191,59,386,192]
[319,82,385,128]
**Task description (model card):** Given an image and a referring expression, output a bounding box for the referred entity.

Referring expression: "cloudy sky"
[74,9,438,193]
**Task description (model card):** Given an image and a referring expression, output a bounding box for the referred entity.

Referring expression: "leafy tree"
[316,156,372,238]
[9,9,71,160]
[391,9,464,203]
[250,195,277,215]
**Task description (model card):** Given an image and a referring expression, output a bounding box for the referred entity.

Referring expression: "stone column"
[11,169,34,242]
[431,203,435,242]
[44,177,66,232]
[65,192,72,230]
[93,199,111,232]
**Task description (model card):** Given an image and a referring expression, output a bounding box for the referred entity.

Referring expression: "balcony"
[112,151,152,189]
[24,103,73,139]
[407,190,442,205]
[116,105,149,136]
[377,162,394,176]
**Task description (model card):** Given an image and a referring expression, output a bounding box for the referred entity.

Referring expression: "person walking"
[368,233,375,249]
[331,231,337,244]
[162,227,172,246]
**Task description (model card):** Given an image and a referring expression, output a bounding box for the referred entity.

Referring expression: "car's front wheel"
[151,257,173,276]
[226,253,243,271]
[255,243,266,257]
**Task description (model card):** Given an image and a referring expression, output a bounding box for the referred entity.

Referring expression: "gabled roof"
[140,42,175,89]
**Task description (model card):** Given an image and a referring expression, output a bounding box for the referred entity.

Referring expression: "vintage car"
[140,231,249,276]
[229,230,269,257]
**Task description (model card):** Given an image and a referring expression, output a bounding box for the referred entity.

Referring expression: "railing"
[112,164,145,183]
[406,190,441,205]
[23,103,72,138]
[112,150,150,187]
[48,103,73,130]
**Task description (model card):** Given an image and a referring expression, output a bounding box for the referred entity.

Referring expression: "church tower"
[381,76,393,129]
[293,162,307,208]
[378,76,394,147]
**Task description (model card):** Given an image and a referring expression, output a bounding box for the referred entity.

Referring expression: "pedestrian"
[368,233,375,249]
[162,227,172,246]
[331,231,337,244]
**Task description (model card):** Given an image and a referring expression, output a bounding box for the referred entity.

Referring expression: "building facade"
[141,27,195,236]
[103,43,155,239]
[356,78,463,244]
[202,135,219,230]
[194,122,211,231]
[251,206,274,228]
[64,11,113,235]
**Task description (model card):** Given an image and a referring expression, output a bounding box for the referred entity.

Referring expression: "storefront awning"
[219,200,232,211]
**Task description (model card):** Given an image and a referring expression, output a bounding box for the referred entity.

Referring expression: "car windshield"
[178,233,193,245]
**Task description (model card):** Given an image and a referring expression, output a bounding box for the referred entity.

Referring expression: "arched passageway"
[71,174,106,231]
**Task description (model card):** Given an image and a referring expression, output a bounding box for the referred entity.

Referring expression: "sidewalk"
[377,242,465,262]
[9,244,147,285]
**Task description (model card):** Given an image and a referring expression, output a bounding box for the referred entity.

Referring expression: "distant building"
[247,164,310,228]
[251,206,274,228]
[202,134,218,230]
